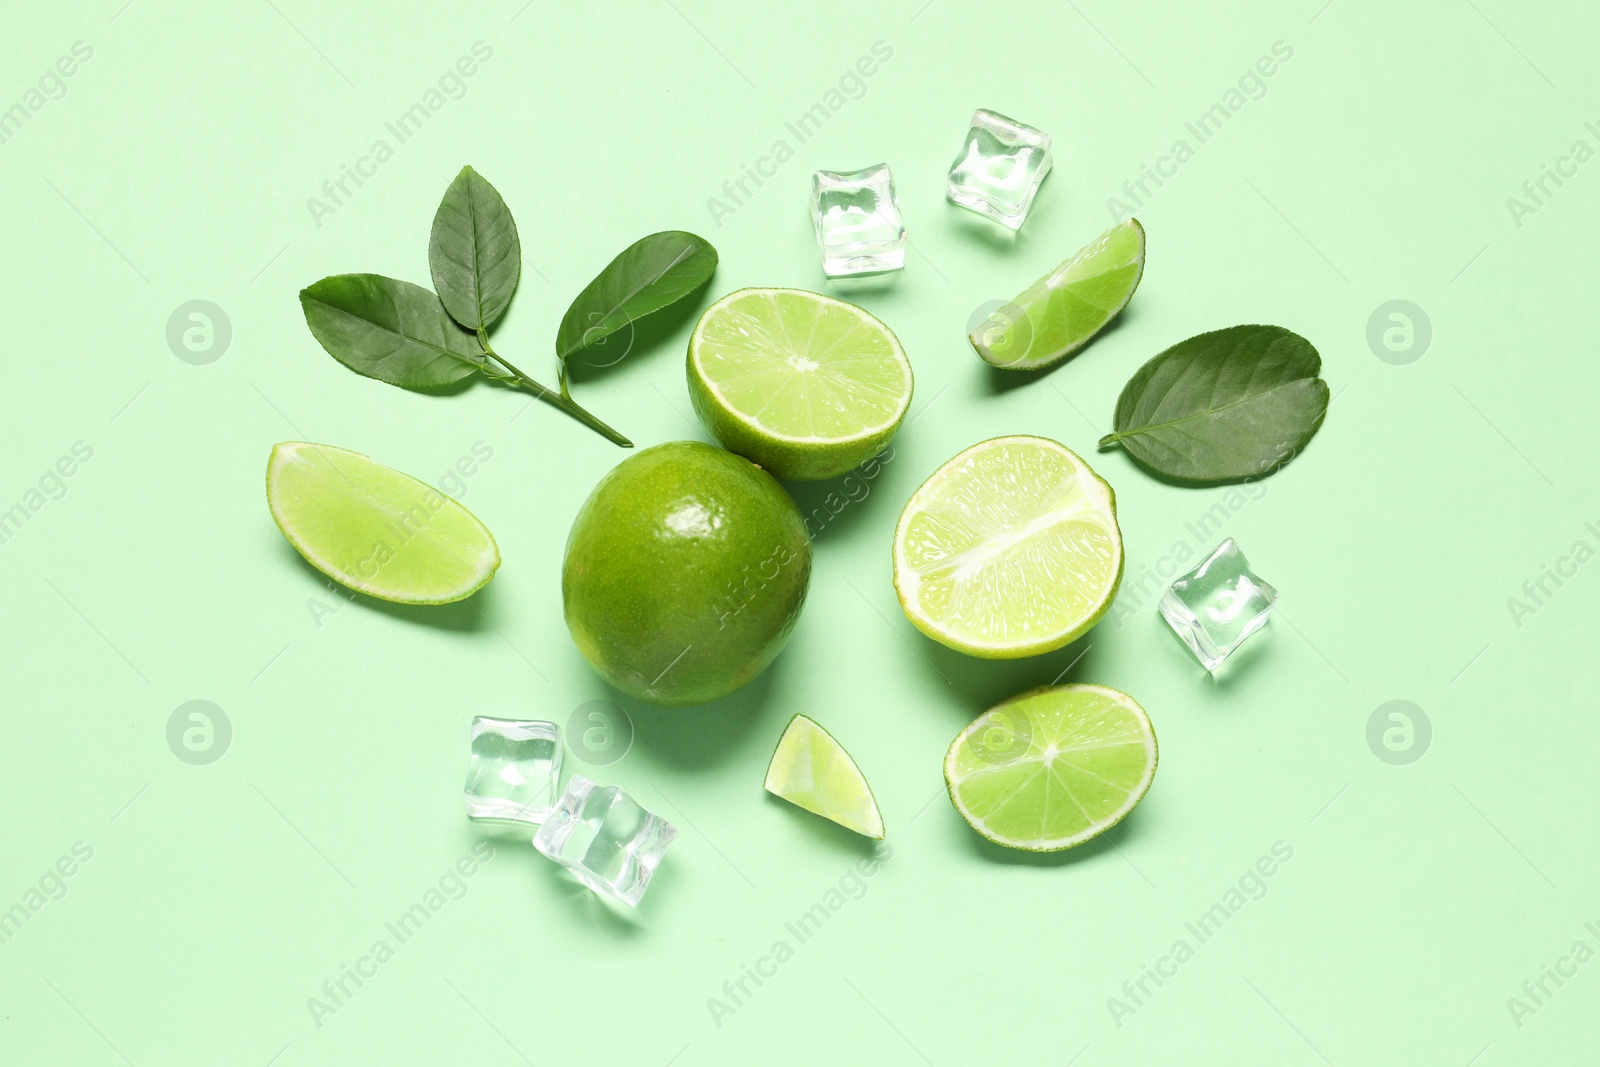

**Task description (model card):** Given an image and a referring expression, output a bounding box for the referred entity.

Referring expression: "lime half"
[267,441,499,604]
[893,435,1122,658]
[689,287,913,480]
[764,714,884,839]
[946,684,1157,851]
[971,219,1145,370]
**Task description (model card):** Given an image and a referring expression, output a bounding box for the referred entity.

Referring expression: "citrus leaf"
[428,166,521,332]
[556,231,717,362]
[300,274,484,389]
[1099,324,1328,483]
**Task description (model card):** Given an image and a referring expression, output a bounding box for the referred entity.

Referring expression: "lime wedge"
[893,435,1122,658]
[267,441,499,604]
[764,714,884,839]
[971,219,1145,370]
[946,684,1157,851]
[688,287,913,480]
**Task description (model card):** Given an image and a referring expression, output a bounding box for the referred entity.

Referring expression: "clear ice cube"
[463,717,563,825]
[945,109,1053,230]
[810,163,906,277]
[1159,538,1278,671]
[532,775,676,907]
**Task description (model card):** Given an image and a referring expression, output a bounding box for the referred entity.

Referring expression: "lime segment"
[765,714,884,839]
[267,441,499,604]
[971,219,1145,370]
[945,684,1157,851]
[893,435,1122,658]
[689,287,912,480]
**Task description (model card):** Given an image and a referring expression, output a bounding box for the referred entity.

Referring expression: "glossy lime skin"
[562,442,812,706]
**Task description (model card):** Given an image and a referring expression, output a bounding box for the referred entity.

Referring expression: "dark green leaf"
[429,166,521,332]
[300,274,484,389]
[556,231,717,361]
[1099,324,1329,483]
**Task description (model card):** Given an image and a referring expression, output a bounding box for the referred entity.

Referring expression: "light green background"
[2,0,1595,1063]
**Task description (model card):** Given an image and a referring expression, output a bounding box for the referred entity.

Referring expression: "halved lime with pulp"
[893,435,1122,658]
[688,287,913,480]
[946,684,1156,851]
[267,441,499,604]
[971,219,1145,370]
[764,714,884,839]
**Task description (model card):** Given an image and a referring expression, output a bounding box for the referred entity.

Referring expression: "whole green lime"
[562,441,812,705]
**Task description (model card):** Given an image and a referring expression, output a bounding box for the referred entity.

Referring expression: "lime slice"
[971,219,1145,370]
[688,287,913,481]
[764,714,884,839]
[893,435,1122,658]
[267,441,499,604]
[946,684,1156,851]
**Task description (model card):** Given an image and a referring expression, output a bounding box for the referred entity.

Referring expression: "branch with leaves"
[299,166,717,447]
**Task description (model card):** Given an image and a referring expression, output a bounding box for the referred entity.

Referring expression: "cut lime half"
[689,287,913,481]
[971,219,1145,370]
[764,714,884,839]
[893,435,1122,658]
[946,684,1157,851]
[267,441,499,604]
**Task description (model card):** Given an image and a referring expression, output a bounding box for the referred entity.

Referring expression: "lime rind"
[267,441,499,605]
[892,435,1123,658]
[764,714,885,839]
[688,287,913,480]
[972,219,1145,371]
[945,684,1157,852]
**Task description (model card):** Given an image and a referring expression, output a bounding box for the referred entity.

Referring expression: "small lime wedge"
[764,714,884,839]
[893,435,1122,658]
[689,287,913,480]
[946,684,1157,851]
[971,219,1145,370]
[267,441,499,604]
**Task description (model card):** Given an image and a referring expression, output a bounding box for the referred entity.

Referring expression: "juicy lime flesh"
[973,219,1145,369]
[765,714,884,839]
[946,685,1156,850]
[267,442,498,604]
[562,441,811,706]
[695,289,910,440]
[689,288,912,480]
[894,436,1122,657]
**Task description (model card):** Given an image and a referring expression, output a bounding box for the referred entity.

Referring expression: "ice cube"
[1159,539,1278,670]
[945,109,1053,230]
[532,776,676,907]
[810,163,907,277]
[463,717,562,825]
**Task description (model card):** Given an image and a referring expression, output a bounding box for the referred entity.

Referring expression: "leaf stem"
[478,332,632,447]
